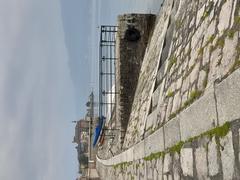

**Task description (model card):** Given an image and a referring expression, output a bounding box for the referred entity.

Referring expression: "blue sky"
[0,0,162,179]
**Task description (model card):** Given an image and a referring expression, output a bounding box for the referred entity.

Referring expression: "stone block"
[173,153,181,180]
[156,158,163,180]
[230,0,237,28]
[197,70,207,91]
[163,153,171,176]
[182,76,190,92]
[190,62,200,84]
[203,20,216,45]
[215,69,240,125]
[208,138,220,176]
[221,33,238,77]
[176,76,183,90]
[202,46,210,66]
[164,117,181,149]
[181,148,193,177]
[133,141,145,161]
[180,87,217,141]
[156,62,166,86]
[191,20,205,51]
[220,132,234,180]
[218,0,232,35]
[144,127,164,157]
[196,5,205,27]
[171,91,181,113]
[145,109,158,131]
[152,85,161,109]
[147,161,154,180]
[195,147,209,180]
[166,97,173,120]
[153,168,159,180]
[208,47,222,86]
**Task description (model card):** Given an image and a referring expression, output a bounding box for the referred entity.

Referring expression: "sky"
[0,0,162,180]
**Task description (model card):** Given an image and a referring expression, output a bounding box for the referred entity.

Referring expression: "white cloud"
[0,0,78,179]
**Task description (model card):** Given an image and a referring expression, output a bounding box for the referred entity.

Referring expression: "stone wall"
[96,0,240,179]
[96,119,240,180]
[96,68,240,179]
[123,0,240,148]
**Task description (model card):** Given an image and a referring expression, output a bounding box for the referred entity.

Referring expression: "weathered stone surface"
[190,62,200,84]
[182,76,190,92]
[163,154,172,179]
[208,47,222,86]
[146,109,158,132]
[218,0,232,35]
[173,153,181,180]
[208,139,219,176]
[171,91,181,113]
[202,45,210,66]
[220,133,234,180]
[191,19,205,50]
[176,76,182,90]
[164,117,181,149]
[196,5,205,27]
[166,97,173,120]
[197,70,207,90]
[181,148,193,177]
[220,33,238,76]
[147,161,154,180]
[203,20,216,45]
[230,0,237,28]
[144,127,164,157]
[97,0,240,179]
[156,158,163,179]
[180,87,217,141]
[152,85,161,109]
[215,69,240,125]
[195,147,209,180]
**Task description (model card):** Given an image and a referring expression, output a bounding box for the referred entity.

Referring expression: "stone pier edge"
[97,68,240,166]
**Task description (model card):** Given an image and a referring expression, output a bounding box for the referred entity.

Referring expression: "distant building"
[73,119,89,144]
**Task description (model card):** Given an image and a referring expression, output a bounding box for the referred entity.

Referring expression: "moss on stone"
[146,125,153,132]
[167,56,177,71]
[169,112,177,120]
[143,151,165,161]
[141,122,231,164]
[203,122,231,139]
[113,161,133,170]
[183,90,203,107]
[190,90,202,100]
[209,45,215,54]
[227,29,235,39]
[206,34,216,45]
[166,90,174,98]
[201,11,210,21]
[201,1,214,21]
[175,19,183,29]
[169,90,203,120]
[234,16,240,25]
[198,47,204,56]
[216,37,225,48]
[169,141,184,154]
